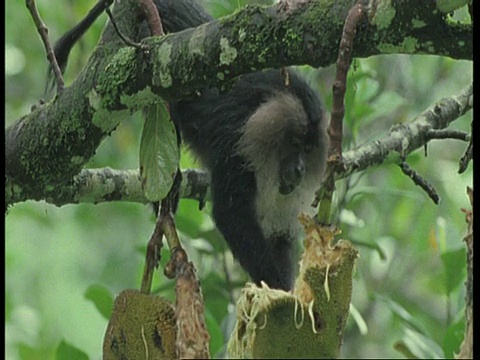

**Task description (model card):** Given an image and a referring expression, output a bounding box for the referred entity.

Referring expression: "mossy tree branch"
[6,82,471,207]
[5,0,472,210]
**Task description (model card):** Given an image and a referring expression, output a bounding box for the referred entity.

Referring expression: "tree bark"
[5,0,472,210]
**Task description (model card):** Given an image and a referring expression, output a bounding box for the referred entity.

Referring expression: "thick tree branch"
[5,0,472,209]
[4,167,209,207]
[6,83,471,208]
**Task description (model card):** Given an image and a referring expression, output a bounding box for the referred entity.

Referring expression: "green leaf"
[55,340,89,360]
[443,316,465,358]
[395,328,443,359]
[205,307,224,356]
[84,284,114,320]
[18,343,54,360]
[375,294,428,335]
[440,248,466,296]
[139,102,180,201]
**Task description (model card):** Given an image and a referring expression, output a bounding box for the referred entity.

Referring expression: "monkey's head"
[236,87,328,198]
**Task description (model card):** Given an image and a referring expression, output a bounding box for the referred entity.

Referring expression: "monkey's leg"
[50,0,112,76]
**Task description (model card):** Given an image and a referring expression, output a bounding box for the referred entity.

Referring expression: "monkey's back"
[171,69,323,168]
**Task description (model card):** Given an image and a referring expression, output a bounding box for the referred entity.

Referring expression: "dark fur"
[172,70,328,290]
[51,0,328,290]
[154,1,328,290]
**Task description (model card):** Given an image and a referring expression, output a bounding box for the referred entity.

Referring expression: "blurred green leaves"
[443,316,465,358]
[440,249,467,296]
[84,284,114,320]
[394,328,443,359]
[55,341,89,360]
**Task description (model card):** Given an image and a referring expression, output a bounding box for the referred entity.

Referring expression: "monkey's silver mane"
[236,92,327,239]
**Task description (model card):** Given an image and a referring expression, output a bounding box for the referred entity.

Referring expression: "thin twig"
[425,129,470,141]
[317,0,364,223]
[26,0,65,92]
[327,0,364,157]
[458,122,473,174]
[459,140,473,174]
[399,161,440,204]
[140,215,164,294]
[141,170,182,293]
[338,84,473,180]
[139,0,165,36]
[105,7,143,48]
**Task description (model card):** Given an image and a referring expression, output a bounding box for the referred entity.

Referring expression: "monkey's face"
[279,150,305,195]
[236,91,327,196]
[235,88,328,238]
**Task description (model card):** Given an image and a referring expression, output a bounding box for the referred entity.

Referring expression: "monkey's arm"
[210,163,293,291]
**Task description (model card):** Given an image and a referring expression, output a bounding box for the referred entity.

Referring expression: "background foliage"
[5,0,472,359]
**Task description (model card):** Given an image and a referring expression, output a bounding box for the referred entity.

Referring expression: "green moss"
[238,28,247,42]
[318,0,335,7]
[286,29,300,42]
[188,24,208,56]
[153,41,173,88]
[283,27,302,53]
[372,0,396,29]
[411,18,427,28]
[44,184,55,192]
[87,88,102,112]
[88,45,137,136]
[97,47,137,109]
[88,86,132,133]
[377,36,419,54]
[70,156,85,165]
[5,182,23,201]
[402,37,419,53]
[436,0,468,13]
[96,109,132,134]
[424,41,436,53]
[88,89,117,132]
[120,87,157,109]
[219,37,238,65]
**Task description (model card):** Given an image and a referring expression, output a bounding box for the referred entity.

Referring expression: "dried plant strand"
[140,214,164,294]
